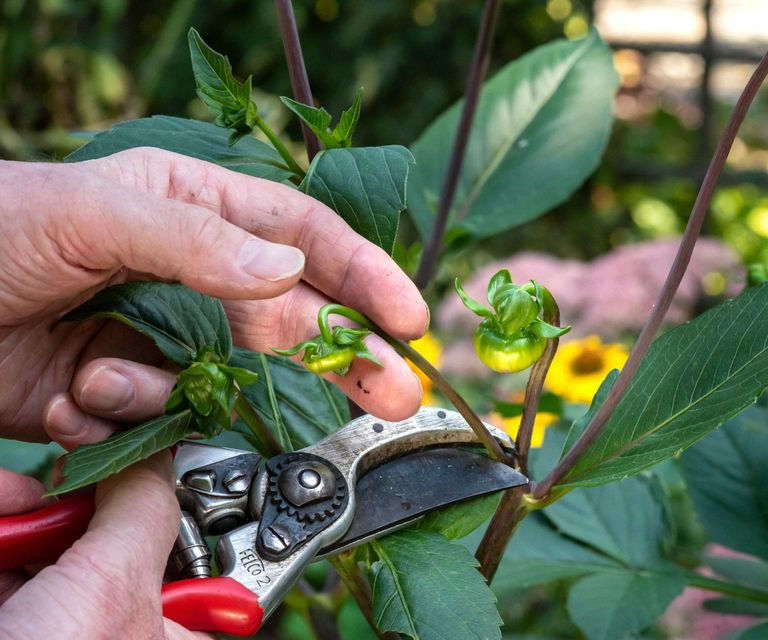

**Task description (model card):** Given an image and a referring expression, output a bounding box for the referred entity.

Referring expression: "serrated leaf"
[280,96,337,148]
[558,284,768,487]
[62,282,231,368]
[408,29,618,241]
[566,570,687,640]
[417,493,500,539]
[66,116,294,183]
[230,348,350,448]
[333,88,363,146]
[301,146,413,254]
[681,405,768,560]
[371,530,502,640]
[188,28,256,134]
[49,411,194,495]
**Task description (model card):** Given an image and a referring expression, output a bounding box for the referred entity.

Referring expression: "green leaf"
[724,621,768,640]
[528,319,570,339]
[407,29,618,241]
[681,405,768,560]
[0,440,63,476]
[494,392,563,419]
[417,493,500,540]
[230,348,350,448]
[705,597,768,617]
[301,146,414,254]
[455,278,494,320]
[558,284,768,487]
[62,282,232,368]
[333,88,363,146]
[371,530,502,640]
[188,28,257,135]
[566,570,687,640]
[49,411,194,495]
[280,96,337,148]
[486,269,513,306]
[705,555,768,590]
[544,475,670,568]
[66,116,294,184]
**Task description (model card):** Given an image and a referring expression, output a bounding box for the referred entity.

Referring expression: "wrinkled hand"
[0,455,210,640]
[0,148,428,448]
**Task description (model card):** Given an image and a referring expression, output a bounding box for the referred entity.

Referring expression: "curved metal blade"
[318,448,528,556]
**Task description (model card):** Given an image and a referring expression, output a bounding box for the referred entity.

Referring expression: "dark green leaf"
[280,96,337,148]
[566,570,687,640]
[62,282,231,368]
[528,319,570,339]
[188,28,257,134]
[417,493,500,540]
[230,348,350,448]
[0,440,63,476]
[50,411,194,495]
[408,29,618,240]
[704,597,768,617]
[681,405,768,560]
[724,621,768,640]
[66,116,294,184]
[301,146,413,254]
[371,530,502,640]
[559,284,768,487]
[334,88,364,145]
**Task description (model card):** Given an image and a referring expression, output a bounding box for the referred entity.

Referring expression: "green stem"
[255,114,306,178]
[685,572,768,604]
[234,390,283,458]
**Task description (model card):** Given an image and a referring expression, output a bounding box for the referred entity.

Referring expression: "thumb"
[54,167,305,300]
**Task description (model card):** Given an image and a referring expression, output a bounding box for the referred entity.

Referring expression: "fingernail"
[80,366,135,412]
[45,396,79,436]
[423,301,431,332]
[239,239,305,281]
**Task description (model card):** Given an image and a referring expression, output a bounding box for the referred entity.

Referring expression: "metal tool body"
[1,407,527,636]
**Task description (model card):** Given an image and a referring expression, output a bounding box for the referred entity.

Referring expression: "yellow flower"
[493,411,559,448]
[546,335,629,404]
[408,332,442,406]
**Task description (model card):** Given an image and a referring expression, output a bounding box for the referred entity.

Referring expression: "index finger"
[95,149,429,340]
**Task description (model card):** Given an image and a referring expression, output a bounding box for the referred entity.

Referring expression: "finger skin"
[89,148,429,340]
[43,393,120,451]
[0,454,185,640]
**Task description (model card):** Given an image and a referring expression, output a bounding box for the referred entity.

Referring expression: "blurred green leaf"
[371,530,502,640]
[681,405,768,560]
[706,555,768,590]
[407,29,618,241]
[62,282,231,368]
[725,622,768,640]
[50,411,193,495]
[301,146,413,254]
[495,392,563,419]
[230,348,350,449]
[0,440,63,477]
[566,570,687,640]
[66,116,294,183]
[558,284,768,488]
[704,597,768,617]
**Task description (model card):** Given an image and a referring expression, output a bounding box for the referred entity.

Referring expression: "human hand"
[0,454,211,640]
[0,148,428,447]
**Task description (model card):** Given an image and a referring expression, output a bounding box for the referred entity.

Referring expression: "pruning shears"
[0,407,527,636]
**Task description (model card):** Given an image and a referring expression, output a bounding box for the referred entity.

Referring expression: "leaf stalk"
[255,114,306,178]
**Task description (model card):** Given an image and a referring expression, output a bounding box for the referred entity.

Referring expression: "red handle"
[162,576,263,636]
[0,492,95,570]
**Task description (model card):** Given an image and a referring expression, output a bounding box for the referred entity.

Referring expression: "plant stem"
[234,391,283,458]
[274,0,322,161]
[255,114,306,178]
[532,49,768,500]
[330,553,401,640]
[685,572,768,604]
[319,303,512,464]
[475,487,528,581]
[516,295,561,475]
[414,0,501,290]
